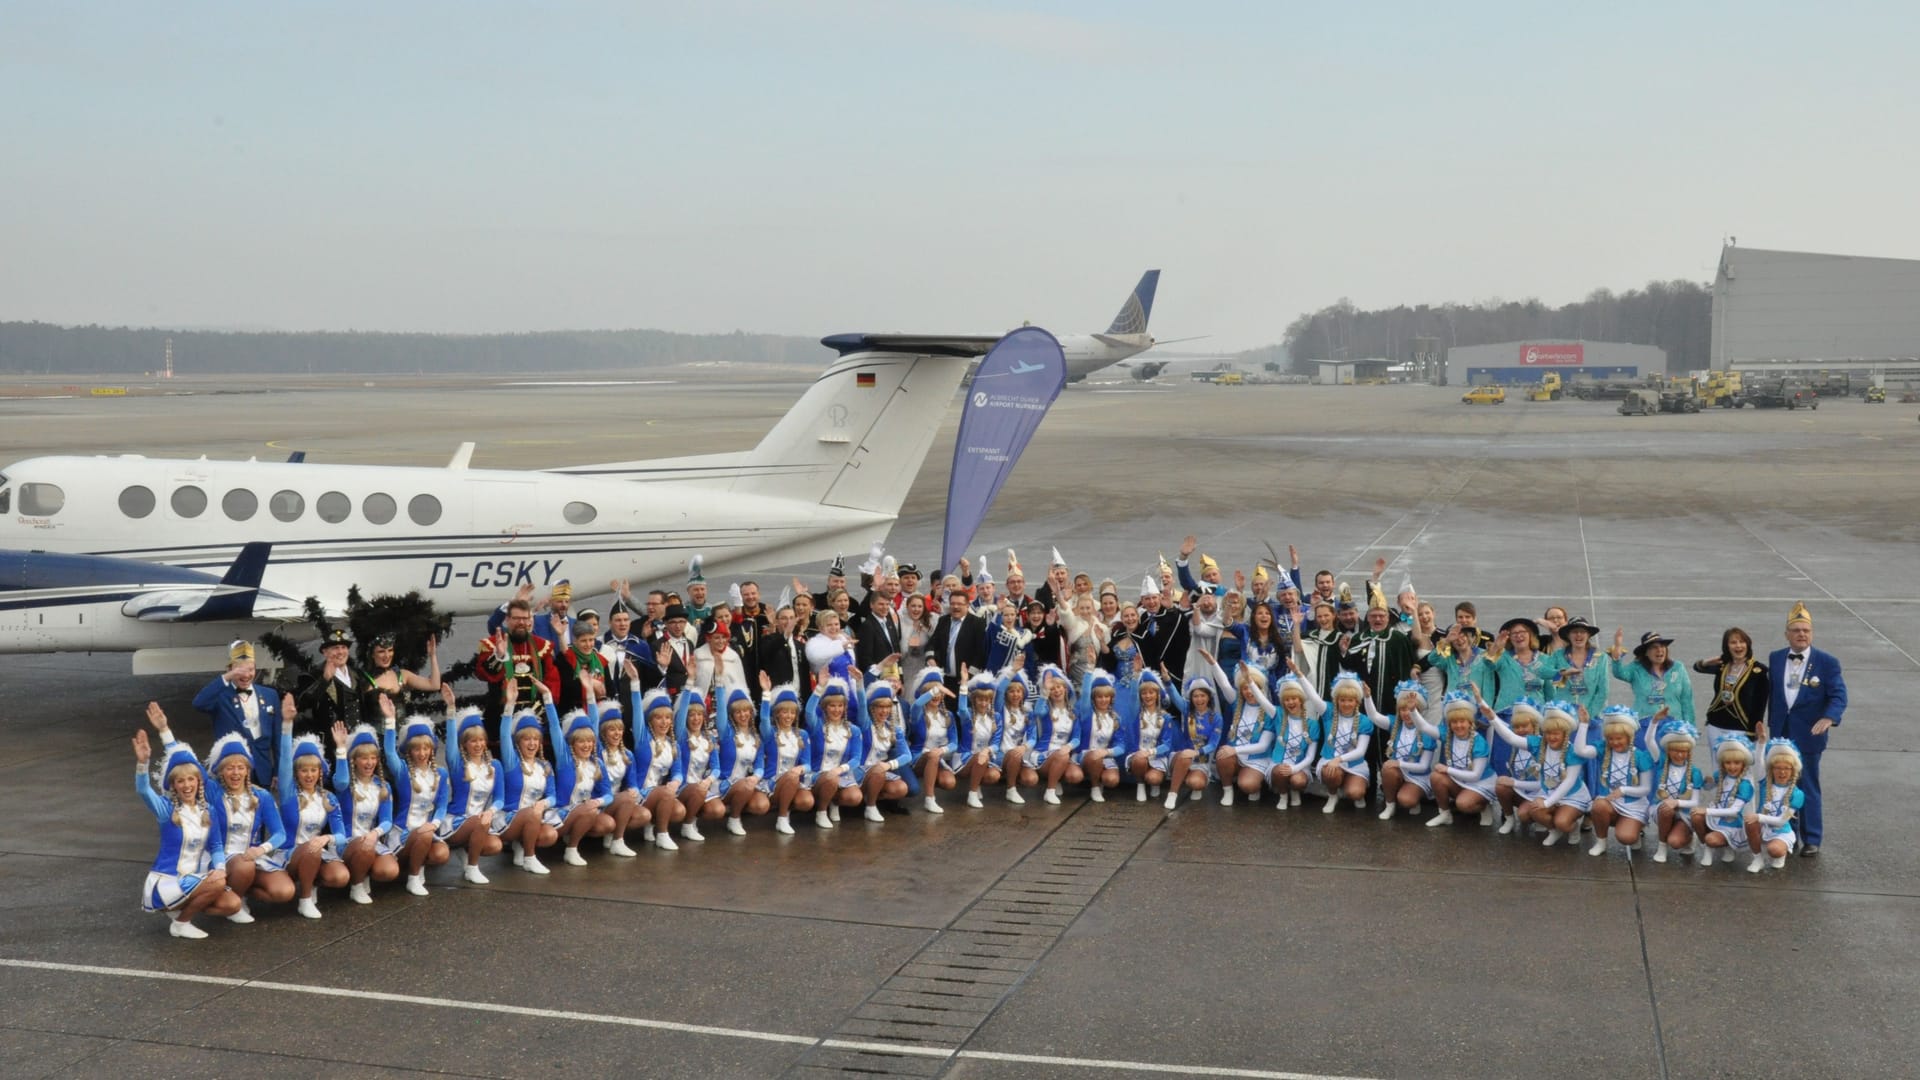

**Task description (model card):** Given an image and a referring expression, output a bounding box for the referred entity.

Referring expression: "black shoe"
[1801,844,1820,858]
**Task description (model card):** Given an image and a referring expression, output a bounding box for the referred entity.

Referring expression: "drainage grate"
[783,802,1160,1077]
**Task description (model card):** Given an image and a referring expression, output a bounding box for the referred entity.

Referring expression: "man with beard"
[476,600,561,722]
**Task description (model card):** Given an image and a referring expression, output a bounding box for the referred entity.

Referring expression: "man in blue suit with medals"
[1769,602,1847,857]
[192,639,282,787]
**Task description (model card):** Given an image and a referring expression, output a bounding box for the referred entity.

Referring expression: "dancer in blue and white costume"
[757,686,814,833]
[1692,732,1757,869]
[632,688,687,849]
[1315,673,1374,814]
[673,688,728,843]
[906,667,960,813]
[134,703,244,939]
[1214,654,1277,807]
[329,717,400,904]
[276,702,349,917]
[1376,681,1436,821]
[958,673,1005,809]
[1032,665,1084,805]
[497,677,561,872]
[857,681,916,821]
[1161,666,1224,810]
[1525,702,1593,847]
[1743,739,1807,873]
[1648,719,1704,863]
[1486,695,1545,834]
[376,695,451,895]
[1123,669,1177,802]
[1076,671,1124,803]
[996,671,1037,804]
[1415,689,1498,828]
[1582,705,1655,856]
[443,705,506,882]
[592,694,646,855]
[1265,670,1321,811]
[546,687,616,862]
[807,678,868,829]
[204,726,293,921]
[718,687,770,835]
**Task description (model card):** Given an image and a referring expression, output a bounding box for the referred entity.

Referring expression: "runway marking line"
[0,958,1377,1080]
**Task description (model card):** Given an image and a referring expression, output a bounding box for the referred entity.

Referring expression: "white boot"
[511,841,526,868]
[1088,786,1104,803]
[864,805,885,823]
[406,871,430,895]
[522,852,551,874]
[1653,842,1669,864]
[563,846,588,866]
[464,854,493,881]
[1164,790,1180,810]
[654,829,679,851]
[1322,793,1341,814]
[1426,809,1454,828]
[1006,787,1025,805]
[349,880,373,904]
[815,810,835,830]
[1378,803,1397,821]
[1542,829,1565,847]
[1747,854,1766,873]
[966,790,984,808]
[1150,785,1162,798]
[830,804,842,822]
[924,796,945,814]
[681,821,705,842]
[1770,854,1786,869]
[1044,787,1061,805]
[1135,783,1147,802]
[169,917,208,940]
[774,814,794,835]
[1192,788,1206,802]
[1588,836,1609,856]
[1290,790,1302,806]
[1480,805,1496,828]
[297,895,322,919]
[643,825,656,843]
[1220,788,1235,807]
[1352,796,1367,809]
[1276,793,1289,811]
[726,817,747,836]
[1698,846,1714,867]
[607,836,638,857]
[226,901,255,924]
[1498,814,1518,835]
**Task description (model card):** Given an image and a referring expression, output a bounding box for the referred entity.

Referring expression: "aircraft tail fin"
[1104,270,1160,335]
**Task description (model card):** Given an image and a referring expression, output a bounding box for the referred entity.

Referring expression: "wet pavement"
[4,378,1918,1078]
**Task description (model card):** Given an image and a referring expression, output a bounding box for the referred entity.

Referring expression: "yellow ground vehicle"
[1697,371,1743,408]
[1524,373,1563,401]
[1865,386,1886,403]
[1214,372,1244,386]
[1462,385,1506,405]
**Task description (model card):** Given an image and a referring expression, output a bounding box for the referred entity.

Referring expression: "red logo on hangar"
[1519,344,1584,366]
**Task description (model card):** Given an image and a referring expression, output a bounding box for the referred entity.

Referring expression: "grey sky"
[4,1,1918,350]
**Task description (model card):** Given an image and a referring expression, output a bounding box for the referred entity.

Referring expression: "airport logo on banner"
[1520,343,1585,366]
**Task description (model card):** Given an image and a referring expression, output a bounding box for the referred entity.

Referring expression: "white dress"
[142,805,211,912]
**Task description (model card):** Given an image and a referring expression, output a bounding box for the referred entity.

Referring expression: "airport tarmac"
[4,376,1919,1079]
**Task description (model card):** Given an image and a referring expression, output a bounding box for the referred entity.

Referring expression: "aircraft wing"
[122,542,297,622]
[820,333,1001,358]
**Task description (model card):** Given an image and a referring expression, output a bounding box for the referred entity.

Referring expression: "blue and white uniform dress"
[277,728,346,863]
[1122,671,1175,773]
[1535,737,1592,815]
[1438,731,1498,805]
[333,726,398,855]
[724,690,762,799]
[810,681,866,789]
[138,742,214,912]
[956,673,1002,767]
[1317,678,1375,783]
[1584,705,1654,823]
[384,718,452,841]
[1077,672,1123,773]
[499,710,563,827]
[1160,673,1225,780]
[1224,670,1277,776]
[863,703,914,788]
[207,733,288,873]
[756,687,810,793]
[1488,707,1544,802]
[549,706,613,815]
[997,699,1032,772]
[1380,711,1437,797]
[444,708,507,835]
[1701,773,1755,851]
[1752,778,1805,852]
[909,670,958,772]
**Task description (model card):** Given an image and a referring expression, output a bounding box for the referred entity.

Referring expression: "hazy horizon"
[5,1,1918,350]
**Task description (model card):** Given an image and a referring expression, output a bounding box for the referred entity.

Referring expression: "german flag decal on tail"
[855,372,877,388]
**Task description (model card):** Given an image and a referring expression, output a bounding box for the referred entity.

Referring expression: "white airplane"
[0,346,975,673]
[834,270,1166,384]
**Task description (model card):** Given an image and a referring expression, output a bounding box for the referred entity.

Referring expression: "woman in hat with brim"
[1550,617,1610,794]
[1609,630,1696,727]
[1489,618,1566,708]
[134,704,246,938]
[1692,733,1757,868]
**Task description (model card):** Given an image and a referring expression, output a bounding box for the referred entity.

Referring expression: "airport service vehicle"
[1524,373,1563,401]
[1461,385,1506,405]
[1740,378,1819,410]
[1,341,985,672]
[1697,371,1743,408]
[1865,386,1886,403]
[1658,386,1702,414]
[1618,389,1660,416]
[1213,371,1244,386]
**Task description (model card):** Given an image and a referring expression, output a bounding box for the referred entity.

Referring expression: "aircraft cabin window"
[0,473,9,514]
[20,482,66,516]
[171,485,208,518]
[316,491,351,523]
[564,500,597,525]
[408,493,442,526]
[363,492,396,524]
[270,489,304,522]
[222,488,259,521]
[119,485,157,518]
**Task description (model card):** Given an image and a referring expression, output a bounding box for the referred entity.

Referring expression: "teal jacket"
[1609,656,1696,727]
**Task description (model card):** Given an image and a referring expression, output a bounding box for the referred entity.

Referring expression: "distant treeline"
[0,323,833,375]
[1266,279,1713,373]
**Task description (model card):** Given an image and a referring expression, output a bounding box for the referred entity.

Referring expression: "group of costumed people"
[134,538,1849,940]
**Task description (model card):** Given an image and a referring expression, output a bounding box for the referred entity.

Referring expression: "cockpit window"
[20,483,66,516]
[0,473,9,514]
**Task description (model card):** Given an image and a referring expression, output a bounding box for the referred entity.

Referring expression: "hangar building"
[1444,340,1667,387]
[1711,244,1920,386]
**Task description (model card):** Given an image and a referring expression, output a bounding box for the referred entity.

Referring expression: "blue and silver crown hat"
[865,681,896,706]
[1762,737,1802,769]
[1181,673,1218,703]
[816,677,851,701]
[1087,670,1116,693]
[511,709,545,736]
[639,688,674,719]
[401,715,439,746]
[1395,679,1429,707]
[289,733,327,764]
[999,670,1033,699]
[560,708,597,742]
[1509,696,1544,721]
[1540,700,1579,729]
[1328,671,1365,697]
[1599,704,1641,732]
[1440,689,1475,714]
[452,705,488,743]
[723,686,755,716]
[598,697,624,722]
[346,723,381,754]
[208,732,253,771]
[1137,669,1167,693]
[769,686,801,710]
[914,665,945,693]
[1273,672,1308,695]
[964,671,1000,695]
[1655,719,1699,748]
[162,740,204,780]
[1711,731,1755,762]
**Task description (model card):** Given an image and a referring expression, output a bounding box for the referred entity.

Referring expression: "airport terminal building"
[1445,340,1666,387]
[1712,243,1920,385]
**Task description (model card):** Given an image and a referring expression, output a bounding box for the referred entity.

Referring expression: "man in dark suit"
[651,604,696,697]
[928,588,988,699]
[1768,601,1847,856]
[192,640,283,785]
[755,605,806,705]
[854,589,903,675]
